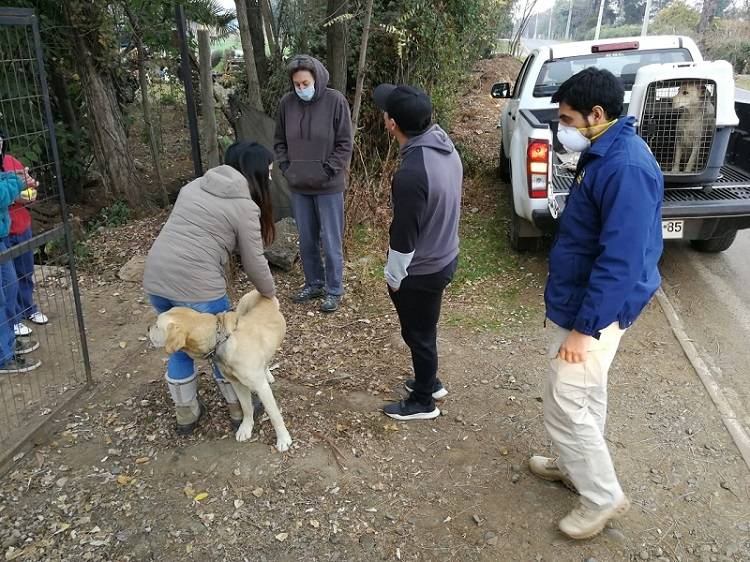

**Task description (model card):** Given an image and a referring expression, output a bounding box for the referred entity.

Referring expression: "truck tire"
[509,197,543,252]
[498,141,511,183]
[689,230,738,253]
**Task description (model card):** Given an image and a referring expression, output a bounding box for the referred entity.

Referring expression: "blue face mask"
[296,83,315,102]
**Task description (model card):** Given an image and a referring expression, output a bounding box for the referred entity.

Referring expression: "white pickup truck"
[492,35,750,252]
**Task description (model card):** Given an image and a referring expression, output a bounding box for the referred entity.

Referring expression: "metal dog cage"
[639,78,716,176]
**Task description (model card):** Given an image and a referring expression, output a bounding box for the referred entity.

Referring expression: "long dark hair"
[224,141,275,246]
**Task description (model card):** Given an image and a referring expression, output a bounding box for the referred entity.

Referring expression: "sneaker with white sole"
[14,322,32,337]
[559,496,631,540]
[28,311,49,325]
[404,378,448,400]
[383,398,440,421]
[15,339,40,355]
[0,355,41,374]
[529,455,578,492]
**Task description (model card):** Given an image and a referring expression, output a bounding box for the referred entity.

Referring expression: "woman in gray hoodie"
[143,142,276,434]
[274,55,353,313]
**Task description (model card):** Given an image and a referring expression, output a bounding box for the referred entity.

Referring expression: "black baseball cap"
[373,84,433,136]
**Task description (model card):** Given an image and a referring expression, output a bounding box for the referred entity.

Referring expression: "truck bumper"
[531,208,556,232]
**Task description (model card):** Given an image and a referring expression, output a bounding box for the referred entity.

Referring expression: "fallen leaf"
[53,523,71,536]
[309,519,320,529]
[275,532,289,542]
[116,475,134,486]
[383,422,399,432]
[234,499,245,509]
[135,457,150,465]
[194,492,208,502]
[252,487,264,498]
[184,484,196,498]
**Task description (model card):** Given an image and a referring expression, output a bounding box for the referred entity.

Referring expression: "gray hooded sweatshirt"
[385,125,463,289]
[273,56,353,195]
[143,165,275,301]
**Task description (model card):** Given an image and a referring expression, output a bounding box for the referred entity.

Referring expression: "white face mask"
[557,124,591,153]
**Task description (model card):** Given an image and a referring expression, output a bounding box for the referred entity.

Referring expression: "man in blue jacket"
[529,68,664,539]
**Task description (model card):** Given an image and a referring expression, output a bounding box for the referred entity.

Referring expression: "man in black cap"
[373,84,463,420]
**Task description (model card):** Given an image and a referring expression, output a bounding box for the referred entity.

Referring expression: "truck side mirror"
[491,82,512,99]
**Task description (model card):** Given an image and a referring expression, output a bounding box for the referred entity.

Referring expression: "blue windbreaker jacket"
[544,116,664,338]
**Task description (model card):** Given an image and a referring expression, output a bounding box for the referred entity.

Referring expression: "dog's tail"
[237,290,280,315]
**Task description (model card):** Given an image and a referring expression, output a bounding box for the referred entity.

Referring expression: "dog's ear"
[164,322,187,354]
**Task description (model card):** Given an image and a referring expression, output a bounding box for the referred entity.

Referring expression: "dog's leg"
[232,382,256,442]
[265,367,275,384]
[255,381,293,452]
[686,144,699,173]
[673,142,683,173]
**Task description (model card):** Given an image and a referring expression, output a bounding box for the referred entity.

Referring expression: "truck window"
[513,55,536,98]
[533,48,693,97]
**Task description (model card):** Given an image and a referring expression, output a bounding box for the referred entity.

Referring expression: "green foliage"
[651,1,700,35]
[89,201,133,230]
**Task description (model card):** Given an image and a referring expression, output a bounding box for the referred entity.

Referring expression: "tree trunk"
[326,0,348,92]
[351,0,374,134]
[235,0,265,112]
[246,0,269,86]
[261,0,278,59]
[698,0,720,37]
[65,5,141,207]
[124,4,168,207]
[198,29,220,169]
[49,66,80,137]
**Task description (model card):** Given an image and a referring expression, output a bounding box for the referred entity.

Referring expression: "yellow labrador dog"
[149,291,292,452]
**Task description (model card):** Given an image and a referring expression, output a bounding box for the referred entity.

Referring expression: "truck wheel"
[498,141,511,183]
[509,198,542,252]
[689,230,738,253]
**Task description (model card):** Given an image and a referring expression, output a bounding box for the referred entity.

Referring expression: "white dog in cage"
[672,82,715,173]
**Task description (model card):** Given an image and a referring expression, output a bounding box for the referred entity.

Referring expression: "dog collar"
[203,314,232,361]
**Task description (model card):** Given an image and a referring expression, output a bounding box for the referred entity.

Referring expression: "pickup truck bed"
[551,163,750,239]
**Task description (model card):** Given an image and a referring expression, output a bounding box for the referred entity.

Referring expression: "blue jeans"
[291,192,344,296]
[149,294,230,380]
[7,227,37,324]
[0,239,17,363]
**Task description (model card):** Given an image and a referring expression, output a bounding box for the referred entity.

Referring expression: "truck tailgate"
[551,164,750,218]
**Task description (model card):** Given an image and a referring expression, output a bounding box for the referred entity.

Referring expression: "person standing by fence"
[274,55,353,313]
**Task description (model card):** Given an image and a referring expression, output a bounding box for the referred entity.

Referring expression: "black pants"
[389,259,457,406]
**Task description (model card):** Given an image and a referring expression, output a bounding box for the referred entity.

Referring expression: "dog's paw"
[275,433,292,452]
[235,421,255,442]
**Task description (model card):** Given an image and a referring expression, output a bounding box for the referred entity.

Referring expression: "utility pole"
[533,12,539,38]
[565,0,573,39]
[594,0,605,40]
[547,9,553,39]
[641,0,653,36]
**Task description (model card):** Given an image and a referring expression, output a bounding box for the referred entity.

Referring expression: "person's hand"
[15,167,38,189]
[557,330,593,363]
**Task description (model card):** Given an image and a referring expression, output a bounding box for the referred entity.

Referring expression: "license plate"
[662,220,684,239]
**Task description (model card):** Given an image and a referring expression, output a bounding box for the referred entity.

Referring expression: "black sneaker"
[383,399,440,421]
[292,286,325,304]
[0,355,41,374]
[320,294,341,313]
[404,378,448,400]
[15,339,40,355]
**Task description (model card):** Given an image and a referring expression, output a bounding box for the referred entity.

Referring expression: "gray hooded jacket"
[385,125,463,289]
[143,165,275,301]
[273,56,353,195]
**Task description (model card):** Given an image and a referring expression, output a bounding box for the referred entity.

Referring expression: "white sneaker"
[14,322,32,337]
[27,312,49,325]
[559,496,631,540]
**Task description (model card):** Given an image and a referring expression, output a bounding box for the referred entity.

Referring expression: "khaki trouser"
[544,321,626,508]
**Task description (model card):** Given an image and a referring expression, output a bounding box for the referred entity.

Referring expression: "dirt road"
[1,56,749,562]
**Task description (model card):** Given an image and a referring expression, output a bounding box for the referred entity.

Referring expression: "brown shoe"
[559,496,631,540]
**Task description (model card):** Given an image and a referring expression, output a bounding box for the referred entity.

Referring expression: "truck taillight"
[527,140,549,199]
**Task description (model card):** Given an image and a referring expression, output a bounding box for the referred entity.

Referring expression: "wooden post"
[198,29,220,169]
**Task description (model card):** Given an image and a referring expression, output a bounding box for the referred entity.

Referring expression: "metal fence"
[0,8,91,463]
